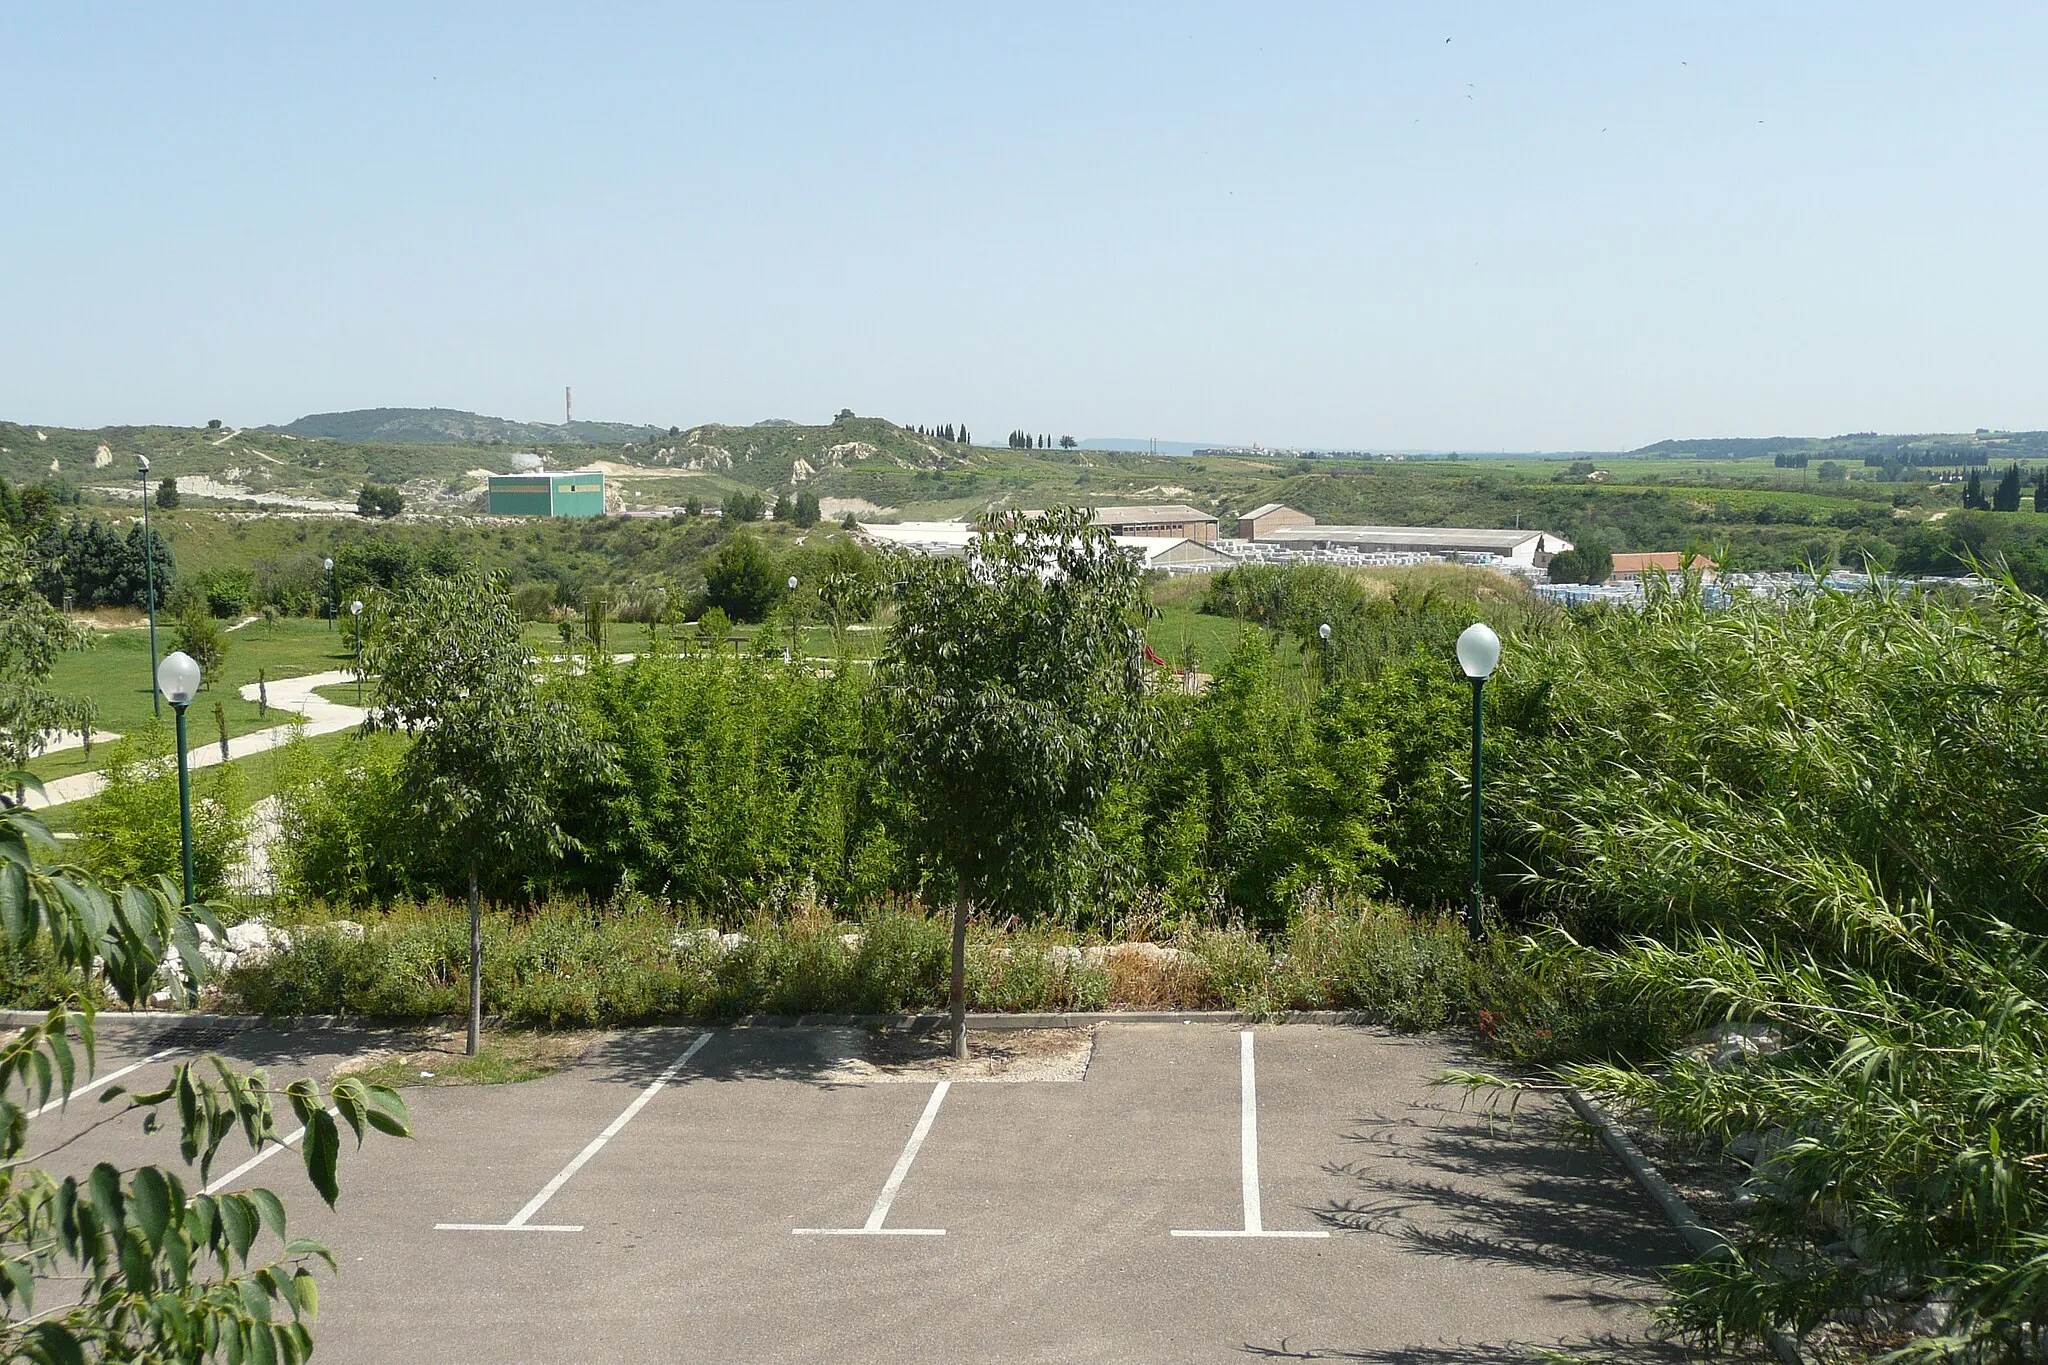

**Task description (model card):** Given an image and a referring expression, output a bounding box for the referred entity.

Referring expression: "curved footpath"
[24,669,368,811]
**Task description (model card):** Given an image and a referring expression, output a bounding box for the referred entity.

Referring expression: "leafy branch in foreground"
[0,780,410,1362]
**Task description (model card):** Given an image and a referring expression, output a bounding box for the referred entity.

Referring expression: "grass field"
[27,617,359,781]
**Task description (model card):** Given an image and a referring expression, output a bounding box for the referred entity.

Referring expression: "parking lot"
[30,1019,1686,1363]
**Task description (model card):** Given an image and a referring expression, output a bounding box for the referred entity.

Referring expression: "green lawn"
[28,618,358,782]
[1148,595,1256,674]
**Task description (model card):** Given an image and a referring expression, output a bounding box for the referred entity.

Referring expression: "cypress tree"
[1996,463,2023,512]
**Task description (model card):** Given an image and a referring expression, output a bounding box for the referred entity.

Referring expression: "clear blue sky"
[6,4,2045,450]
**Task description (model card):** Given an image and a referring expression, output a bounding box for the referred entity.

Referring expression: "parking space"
[41,1020,1686,1363]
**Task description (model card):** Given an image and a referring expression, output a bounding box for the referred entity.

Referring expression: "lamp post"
[785,575,800,664]
[350,600,364,704]
[1456,623,1501,936]
[323,558,335,631]
[141,456,161,717]
[156,651,203,908]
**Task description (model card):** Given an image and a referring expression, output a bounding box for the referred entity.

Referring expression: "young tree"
[819,566,881,657]
[2035,469,2047,514]
[0,532,92,779]
[1546,545,1613,585]
[0,795,408,1359]
[685,494,703,517]
[356,483,406,519]
[841,511,859,530]
[694,604,733,653]
[1059,435,1077,449]
[155,476,181,509]
[361,570,599,1055]
[772,493,795,523]
[703,534,782,622]
[793,489,821,528]
[173,598,229,687]
[881,507,1151,1058]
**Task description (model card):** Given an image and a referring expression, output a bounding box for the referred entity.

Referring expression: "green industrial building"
[487,470,606,517]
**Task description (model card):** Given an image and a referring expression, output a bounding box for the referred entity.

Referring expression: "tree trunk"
[467,866,482,1058]
[949,887,970,1061]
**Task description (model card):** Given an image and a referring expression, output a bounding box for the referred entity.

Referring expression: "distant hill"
[1633,431,2048,460]
[1631,436,1815,459]
[656,414,966,485]
[265,407,665,446]
[1081,437,1209,456]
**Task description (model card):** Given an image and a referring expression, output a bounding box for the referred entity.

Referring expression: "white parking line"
[794,1080,950,1236]
[1171,1030,1329,1240]
[438,1031,712,1234]
[30,1049,179,1118]
[204,1107,337,1195]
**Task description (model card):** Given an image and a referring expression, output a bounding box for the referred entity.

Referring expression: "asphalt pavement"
[27,1020,1688,1364]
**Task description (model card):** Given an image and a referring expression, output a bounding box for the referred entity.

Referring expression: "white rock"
[226,921,273,954]
[1907,1297,1953,1336]
[838,932,864,952]
[671,928,721,954]
[1104,942,1180,967]
[195,923,218,946]
[1687,1021,1784,1070]
[1048,945,1086,969]
[326,920,366,943]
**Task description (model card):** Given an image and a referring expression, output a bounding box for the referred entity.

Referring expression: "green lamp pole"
[156,651,203,907]
[786,575,800,664]
[349,600,365,704]
[1456,623,1502,937]
[323,557,335,631]
[141,456,161,718]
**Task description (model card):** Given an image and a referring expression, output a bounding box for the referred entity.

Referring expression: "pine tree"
[1996,463,2023,512]
[2034,470,2047,513]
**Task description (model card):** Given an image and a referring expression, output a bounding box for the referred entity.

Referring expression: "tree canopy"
[0,532,93,774]
[361,569,597,900]
[881,506,1151,917]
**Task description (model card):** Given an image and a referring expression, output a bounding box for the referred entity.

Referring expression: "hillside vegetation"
[19,408,2048,576]
[265,407,664,446]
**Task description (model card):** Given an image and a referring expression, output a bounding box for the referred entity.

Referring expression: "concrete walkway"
[25,669,367,810]
[30,728,124,759]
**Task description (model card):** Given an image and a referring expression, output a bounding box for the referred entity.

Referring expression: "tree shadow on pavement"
[1236,1330,1704,1362]
[1310,1096,1686,1289]
[571,1024,994,1091]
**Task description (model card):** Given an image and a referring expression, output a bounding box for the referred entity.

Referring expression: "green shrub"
[0,938,80,1010]
[968,940,1110,1013]
[271,733,442,905]
[75,726,246,897]
[170,600,227,685]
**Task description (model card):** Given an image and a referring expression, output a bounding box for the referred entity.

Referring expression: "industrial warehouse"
[859,505,1570,574]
